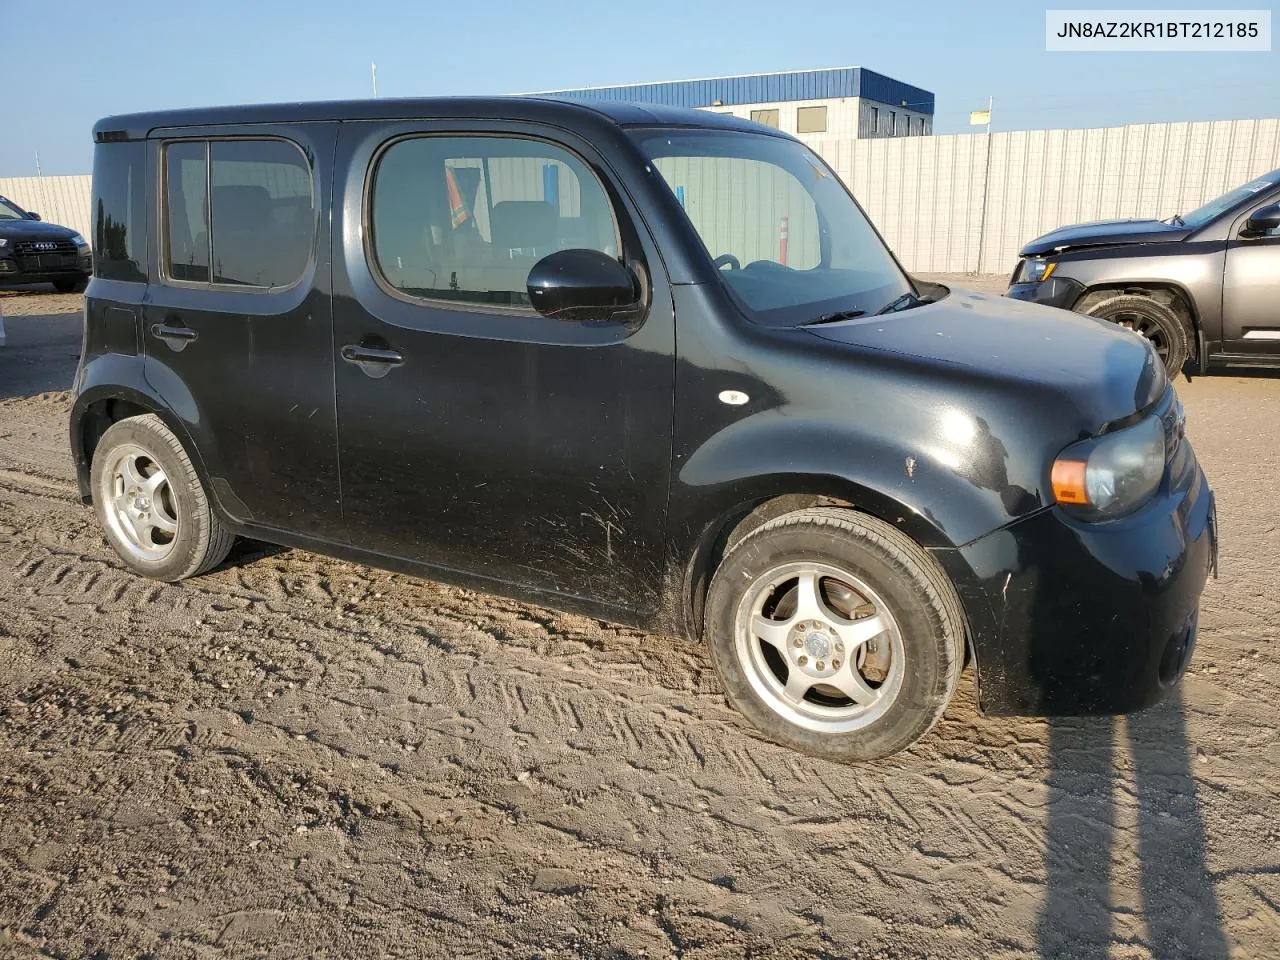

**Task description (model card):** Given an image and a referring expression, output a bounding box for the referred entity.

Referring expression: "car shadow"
[1037,692,1229,958]
[0,308,82,400]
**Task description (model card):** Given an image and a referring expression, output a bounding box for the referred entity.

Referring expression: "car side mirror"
[527,248,640,322]
[26,211,41,221]
[1244,202,1280,235]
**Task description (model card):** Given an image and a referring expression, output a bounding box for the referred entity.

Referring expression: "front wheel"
[53,276,86,293]
[1083,294,1191,376]
[704,508,966,761]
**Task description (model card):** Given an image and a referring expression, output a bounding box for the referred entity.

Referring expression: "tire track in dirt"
[3,380,1279,958]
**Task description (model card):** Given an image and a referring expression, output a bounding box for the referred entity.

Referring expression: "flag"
[970,109,991,126]
[445,167,471,228]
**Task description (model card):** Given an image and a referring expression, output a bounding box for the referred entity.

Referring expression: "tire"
[704,507,966,761]
[53,276,85,293]
[1083,294,1191,376]
[90,413,235,581]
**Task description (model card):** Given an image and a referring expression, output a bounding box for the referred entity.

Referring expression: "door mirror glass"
[1245,202,1280,235]
[26,211,41,221]
[526,248,638,321]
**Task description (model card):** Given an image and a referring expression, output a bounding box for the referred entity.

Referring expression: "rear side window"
[369,135,619,310]
[92,141,147,282]
[163,138,313,288]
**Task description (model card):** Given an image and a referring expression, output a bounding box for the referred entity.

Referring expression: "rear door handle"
[150,322,198,351]
[341,343,404,378]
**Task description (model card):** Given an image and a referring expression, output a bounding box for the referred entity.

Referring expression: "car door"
[331,121,675,613]
[1220,187,1280,358]
[141,125,341,538]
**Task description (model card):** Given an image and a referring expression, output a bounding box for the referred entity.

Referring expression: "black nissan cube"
[71,97,1217,760]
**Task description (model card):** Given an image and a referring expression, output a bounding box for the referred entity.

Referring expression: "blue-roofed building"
[534,67,934,140]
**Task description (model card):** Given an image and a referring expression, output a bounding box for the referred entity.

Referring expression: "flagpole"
[975,96,993,275]
[371,62,378,98]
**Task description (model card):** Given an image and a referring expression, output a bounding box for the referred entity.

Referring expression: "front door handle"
[150,322,198,352]
[341,343,404,379]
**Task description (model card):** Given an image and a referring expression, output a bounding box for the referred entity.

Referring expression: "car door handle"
[341,343,404,378]
[149,322,198,351]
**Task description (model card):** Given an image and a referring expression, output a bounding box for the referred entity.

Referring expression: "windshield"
[634,130,914,326]
[0,197,29,221]
[1175,169,1280,228]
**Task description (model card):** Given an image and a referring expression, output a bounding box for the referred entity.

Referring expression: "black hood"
[1019,218,1190,257]
[805,288,1167,431]
[0,218,79,241]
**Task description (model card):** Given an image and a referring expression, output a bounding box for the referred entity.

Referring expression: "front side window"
[370,135,619,309]
[638,130,911,327]
[163,138,313,288]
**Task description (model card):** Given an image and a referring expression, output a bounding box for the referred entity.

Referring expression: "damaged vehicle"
[72,98,1217,760]
[1008,168,1280,375]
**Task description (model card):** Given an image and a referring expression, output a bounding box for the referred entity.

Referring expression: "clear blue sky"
[5,0,1278,175]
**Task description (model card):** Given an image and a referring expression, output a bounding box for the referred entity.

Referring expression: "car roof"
[93,96,789,141]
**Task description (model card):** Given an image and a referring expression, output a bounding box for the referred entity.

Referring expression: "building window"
[370,135,619,310]
[796,106,827,134]
[890,111,897,136]
[870,106,879,135]
[750,109,779,129]
[918,117,926,135]
[163,138,313,288]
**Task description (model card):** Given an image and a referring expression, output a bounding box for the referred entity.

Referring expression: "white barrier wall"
[4,117,1278,275]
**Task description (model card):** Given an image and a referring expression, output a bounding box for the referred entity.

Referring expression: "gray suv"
[1008,168,1280,375]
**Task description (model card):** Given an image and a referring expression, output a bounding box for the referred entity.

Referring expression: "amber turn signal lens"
[1051,459,1090,505]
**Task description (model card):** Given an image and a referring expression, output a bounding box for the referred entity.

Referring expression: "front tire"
[90,414,234,581]
[1083,293,1191,376]
[704,508,965,761]
[53,276,85,293]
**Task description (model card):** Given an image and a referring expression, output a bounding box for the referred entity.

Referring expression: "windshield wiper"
[1169,213,1186,226]
[876,291,930,315]
[802,308,866,326]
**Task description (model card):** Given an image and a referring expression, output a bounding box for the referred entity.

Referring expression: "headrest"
[490,200,556,250]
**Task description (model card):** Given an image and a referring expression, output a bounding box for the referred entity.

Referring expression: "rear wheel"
[1083,294,1191,376]
[704,508,966,761]
[90,414,234,581]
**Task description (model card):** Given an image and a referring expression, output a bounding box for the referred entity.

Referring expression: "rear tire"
[703,508,966,761]
[1083,293,1191,376]
[90,414,234,581]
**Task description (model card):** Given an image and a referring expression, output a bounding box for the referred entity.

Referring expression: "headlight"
[71,233,90,247]
[1018,259,1057,283]
[1051,415,1166,518]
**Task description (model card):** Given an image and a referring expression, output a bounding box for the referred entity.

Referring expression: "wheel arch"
[71,385,215,511]
[669,474,957,645]
[1072,280,1203,370]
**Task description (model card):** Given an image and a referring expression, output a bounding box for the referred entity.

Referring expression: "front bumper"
[936,440,1215,716]
[0,252,91,284]
[1006,276,1085,311]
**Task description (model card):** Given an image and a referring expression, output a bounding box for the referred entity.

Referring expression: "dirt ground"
[0,282,1277,960]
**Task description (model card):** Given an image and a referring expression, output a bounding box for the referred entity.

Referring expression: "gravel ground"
[0,285,1277,959]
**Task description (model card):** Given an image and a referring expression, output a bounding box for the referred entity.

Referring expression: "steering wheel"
[712,253,741,271]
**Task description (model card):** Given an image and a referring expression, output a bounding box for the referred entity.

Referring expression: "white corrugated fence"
[3,117,1278,275]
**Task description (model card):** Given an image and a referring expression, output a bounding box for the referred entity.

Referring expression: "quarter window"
[163,138,313,288]
[370,136,619,309]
